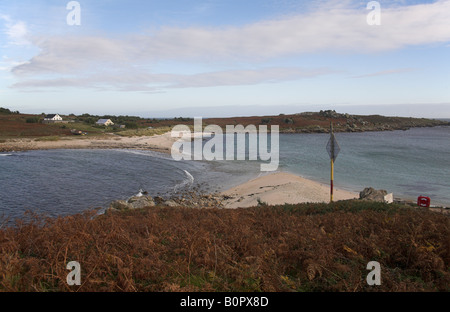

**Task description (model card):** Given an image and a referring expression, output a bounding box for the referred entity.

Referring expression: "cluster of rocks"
[318,110,342,118]
[107,191,228,213]
[359,187,393,204]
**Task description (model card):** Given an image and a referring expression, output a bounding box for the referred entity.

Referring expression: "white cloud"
[0,55,29,72]
[351,68,416,78]
[9,0,450,90]
[1,15,30,46]
[11,67,336,91]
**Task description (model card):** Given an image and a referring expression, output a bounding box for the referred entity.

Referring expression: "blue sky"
[1,0,449,118]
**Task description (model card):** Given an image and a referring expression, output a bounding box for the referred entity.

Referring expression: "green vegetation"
[0,200,448,292]
[74,113,143,126]
[283,118,294,124]
[0,107,20,115]
[26,117,41,124]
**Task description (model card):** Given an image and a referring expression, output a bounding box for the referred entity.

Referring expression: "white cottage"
[96,119,115,126]
[43,114,64,124]
[44,114,63,121]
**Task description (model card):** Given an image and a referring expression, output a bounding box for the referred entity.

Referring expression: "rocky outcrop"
[109,195,156,212]
[162,200,179,207]
[319,110,341,118]
[109,200,131,211]
[129,196,156,209]
[107,190,229,213]
[359,187,393,203]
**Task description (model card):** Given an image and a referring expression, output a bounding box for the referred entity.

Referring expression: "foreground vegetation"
[0,200,448,292]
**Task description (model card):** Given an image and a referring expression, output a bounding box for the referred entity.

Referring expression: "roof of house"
[97,119,113,123]
[45,114,59,119]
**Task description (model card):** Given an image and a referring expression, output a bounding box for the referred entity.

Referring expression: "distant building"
[112,124,126,129]
[96,119,115,126]
[44,114,63,121]
[43,114,64,124]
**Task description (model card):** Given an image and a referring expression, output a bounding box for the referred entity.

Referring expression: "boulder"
[163,200,179,207]
[109,200,131,211]
[129,196,155,209]
[319,110,340,118]
[127,196,142,203]
[359,187,388,202]
[153,196,165,204]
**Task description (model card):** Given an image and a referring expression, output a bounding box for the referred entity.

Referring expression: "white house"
[43,114,64,124]
[44,114,63,121]
[96,119,115,126]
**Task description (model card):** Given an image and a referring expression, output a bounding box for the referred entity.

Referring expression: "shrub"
[0,107,19,114]
[283,118,294,124]
[1,201,449,292]
[26,117,41,123]
[123,122,139,129]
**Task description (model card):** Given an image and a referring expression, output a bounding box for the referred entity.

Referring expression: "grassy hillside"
[1,109,448,140]
[0,114,106,139]
[201,111,450,133]
[1,200,448,292]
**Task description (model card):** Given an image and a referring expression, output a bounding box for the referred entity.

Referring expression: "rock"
[109,200,131,211]
[319,110,340,118]
[130,196,155,209]
[127,196,141,203]
[359,187,388,202]
[163,200,179,207]
[153,196,165,204]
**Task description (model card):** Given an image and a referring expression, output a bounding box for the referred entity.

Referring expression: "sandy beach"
[0,133,179,154]
[221,172,358,208]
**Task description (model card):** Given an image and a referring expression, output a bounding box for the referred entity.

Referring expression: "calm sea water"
[0,126,449,220]
[278,126,450,207]
[0,149,261,221]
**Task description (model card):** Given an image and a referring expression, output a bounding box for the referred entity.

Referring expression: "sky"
[0,0,449,118]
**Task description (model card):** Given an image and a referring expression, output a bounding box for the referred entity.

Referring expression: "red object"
[417,196,431,208]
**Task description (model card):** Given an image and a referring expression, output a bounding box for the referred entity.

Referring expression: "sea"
[0,126,449,221]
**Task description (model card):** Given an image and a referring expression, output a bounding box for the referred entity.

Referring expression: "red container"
[417,196,431,208]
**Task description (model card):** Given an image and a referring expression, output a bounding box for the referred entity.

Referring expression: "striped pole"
[331,158,334,202]
[330,122,334,203]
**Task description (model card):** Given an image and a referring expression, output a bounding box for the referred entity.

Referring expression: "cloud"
[0,56,29,73]
[9,0,450,90]
[1,15,30,46]
[11,67,336,91]
[351,68,416,78]
[12,36,134,76]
